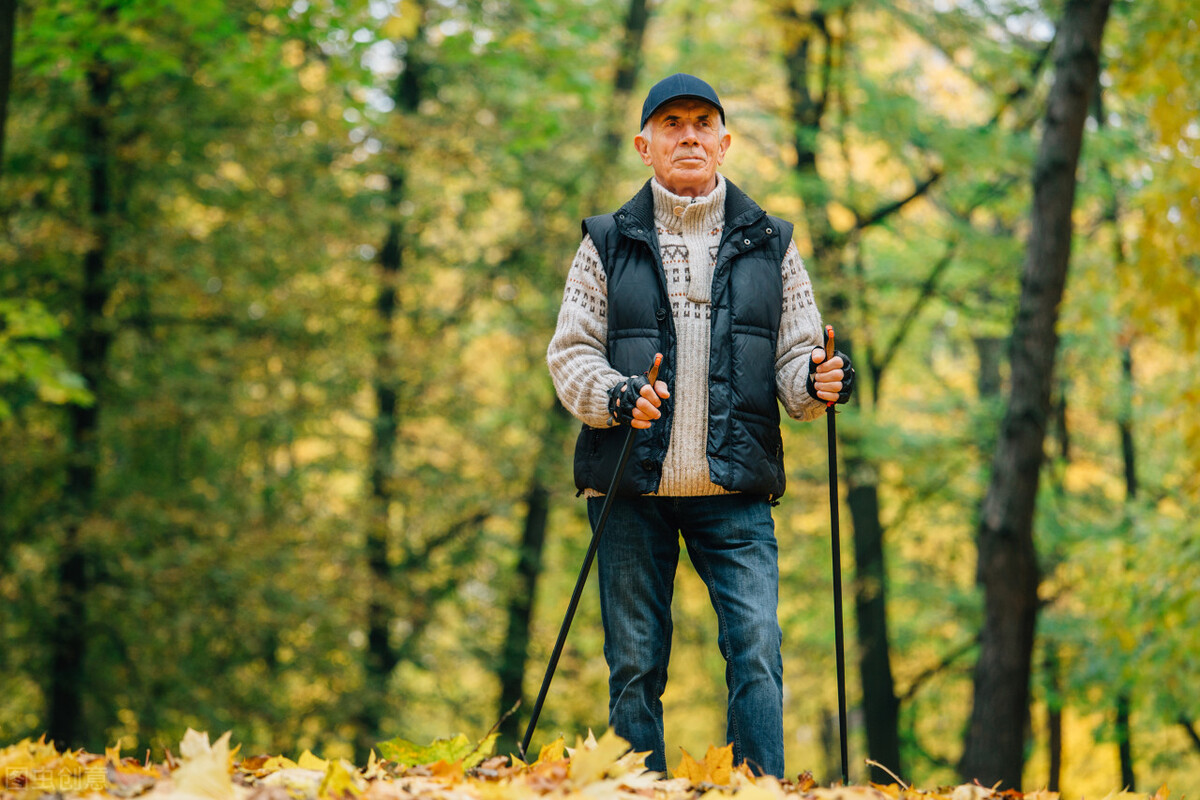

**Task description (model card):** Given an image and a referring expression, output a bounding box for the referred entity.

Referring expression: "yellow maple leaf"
[318,759,363,800]
[703,743,733,785]
[297,750,330,771]
[535,737,565,766]
[566,729,630,784]
[611,746,649,777]
[673,743,734,786]
[105,740,162,791]
[173,730,234,800]
[674,747,706,783]
[737,776,789,800]
[260,755,300,773]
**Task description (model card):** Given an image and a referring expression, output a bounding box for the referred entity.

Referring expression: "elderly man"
[547,73,853,777]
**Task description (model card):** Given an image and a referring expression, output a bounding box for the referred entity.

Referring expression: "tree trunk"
[958,0,1112,788]
[49,43,115,751]
[973,337,1005,399]
[781,4,835,267]
[598,0,649,171]
[1114,343,1136,793]
[847,476,902,783]
[780,9,903,782]
[0,0,15,178]
[499,0,651,752]
[360,0,428,754]
[496,480,551,753]
[1116,693,1135,790]
[1179,717,1200,755]
[1115,278,1137,799]
[1046,648,1062,792]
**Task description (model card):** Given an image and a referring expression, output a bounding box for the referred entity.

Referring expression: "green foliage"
[376,732,498,769]
[1,0,1197,793]
[0,300,91,420]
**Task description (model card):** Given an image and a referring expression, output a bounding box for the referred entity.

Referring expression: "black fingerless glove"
[608,375,649,425]
[806,349,856,404]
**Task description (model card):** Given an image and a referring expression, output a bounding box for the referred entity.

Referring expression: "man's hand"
[806,327,855,405]
[627,377,670,429]
[608,374,671,429]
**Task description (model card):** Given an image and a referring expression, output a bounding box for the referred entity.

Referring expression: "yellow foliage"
[318,759,364,800]
[382,2,422,42]
[534,737,565,765]
[298,62,327,93]
[0,730,1176,800]
[296,751,330,772]
[673,742,736,786]
[1111,6,1200,351]
[173,729,235,800]
[0,740,107,796]
[565,729,631,784]
[827,202,857,234]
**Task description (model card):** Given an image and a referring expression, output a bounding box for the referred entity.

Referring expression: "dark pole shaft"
[828,403,849,784]
[519,426,635,759]
[519,353,660,761]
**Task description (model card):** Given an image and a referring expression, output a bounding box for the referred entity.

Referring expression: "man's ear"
[633,134,653,166]
[716,132,731,165]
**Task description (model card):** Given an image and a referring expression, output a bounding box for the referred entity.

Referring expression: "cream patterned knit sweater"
[547,174,826,496]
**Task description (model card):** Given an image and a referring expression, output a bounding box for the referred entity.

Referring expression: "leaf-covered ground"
[0,730,1171,800]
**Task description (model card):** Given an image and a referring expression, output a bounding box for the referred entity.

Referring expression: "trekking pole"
[519,353,663,762]
[824,324,850,785]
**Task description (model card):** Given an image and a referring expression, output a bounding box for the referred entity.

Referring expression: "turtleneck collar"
[651,174,727,234]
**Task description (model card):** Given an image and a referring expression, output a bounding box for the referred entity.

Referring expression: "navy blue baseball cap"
[639,73,725,129]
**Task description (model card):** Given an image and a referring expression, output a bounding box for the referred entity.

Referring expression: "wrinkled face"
[634,99,730,198]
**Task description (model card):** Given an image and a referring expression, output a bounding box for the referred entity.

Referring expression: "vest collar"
[615,175,768,245]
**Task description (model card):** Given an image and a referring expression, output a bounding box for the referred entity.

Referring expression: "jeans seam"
[688,544,742,762]
[654,572,675,755]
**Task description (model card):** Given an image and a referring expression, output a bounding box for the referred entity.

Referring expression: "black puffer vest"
[572,178,795,499]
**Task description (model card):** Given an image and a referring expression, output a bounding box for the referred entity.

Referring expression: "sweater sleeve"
[547,235,626,428]
[775,240,827,422]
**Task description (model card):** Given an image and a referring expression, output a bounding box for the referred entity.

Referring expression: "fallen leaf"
[736,775,789,800]
[566,730,630,784]
[256,767,325,796]
[524,760,569,792]
[173,731,234,800]
[318,759,363,800]
[673,748,705,784]
[951,785,995,800]
[296,752,329,772]
[376,732,495,770]
[673,743,733,786]
[535,737,565,766]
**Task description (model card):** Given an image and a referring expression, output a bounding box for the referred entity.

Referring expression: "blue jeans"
[589,494,784,777]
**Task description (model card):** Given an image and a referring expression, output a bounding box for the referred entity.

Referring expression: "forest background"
[1,0,1198,796]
